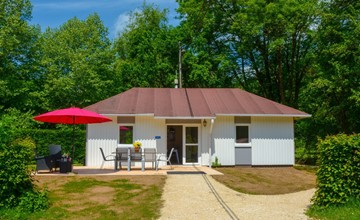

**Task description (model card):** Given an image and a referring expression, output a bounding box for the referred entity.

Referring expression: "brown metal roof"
[84,88,310,118]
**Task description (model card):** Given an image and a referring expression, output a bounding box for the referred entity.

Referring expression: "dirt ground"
[213,166,316,195]
[34,175,164,190]
[33,175,165,219]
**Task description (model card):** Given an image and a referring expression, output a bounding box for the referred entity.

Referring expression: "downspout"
[209,118,215,168]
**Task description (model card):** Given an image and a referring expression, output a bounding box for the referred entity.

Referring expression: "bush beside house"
[21,128,86,164]
[312,134,360,207]
[0,109,48,213]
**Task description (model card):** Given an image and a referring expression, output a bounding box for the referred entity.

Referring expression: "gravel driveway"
[159,174,315,220]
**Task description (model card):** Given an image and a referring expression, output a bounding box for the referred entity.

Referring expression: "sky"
[30,0,180,38]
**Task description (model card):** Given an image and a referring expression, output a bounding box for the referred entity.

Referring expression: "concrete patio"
[34,165,224,176]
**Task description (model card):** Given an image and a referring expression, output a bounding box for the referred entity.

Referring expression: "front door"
[184,126,200,164]
[167,125,182,164]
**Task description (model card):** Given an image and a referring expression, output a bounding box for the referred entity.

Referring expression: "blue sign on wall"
[155,136,161,139]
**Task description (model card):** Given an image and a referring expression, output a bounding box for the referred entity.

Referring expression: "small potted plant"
[133,141,142,152]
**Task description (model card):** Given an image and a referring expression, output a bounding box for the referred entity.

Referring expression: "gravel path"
[159,174,315,220]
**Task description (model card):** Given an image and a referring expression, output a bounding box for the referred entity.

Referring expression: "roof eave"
[154,116,216,119]
[216,113,311,118]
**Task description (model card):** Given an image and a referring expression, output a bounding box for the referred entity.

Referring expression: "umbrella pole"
[72,119,75,161]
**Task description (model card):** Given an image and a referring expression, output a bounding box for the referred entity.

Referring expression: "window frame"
[235,123,251,147]
[118,124,134,146]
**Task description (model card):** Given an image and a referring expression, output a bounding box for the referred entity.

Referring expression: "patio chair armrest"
[105,155,115,160]
[35,155,45,160]
[156,154,167,160]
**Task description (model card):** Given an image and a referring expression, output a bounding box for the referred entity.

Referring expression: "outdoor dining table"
[115,147,157,172]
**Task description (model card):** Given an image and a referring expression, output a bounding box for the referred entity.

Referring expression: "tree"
[114,4,179,90]
[36,14,118,111]
[298,0,360,139]
[0,109,48,212]
[0,0,42,112]
[177,0,318,107]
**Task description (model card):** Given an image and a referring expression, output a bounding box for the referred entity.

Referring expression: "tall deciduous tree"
[301,0,360,136]
[0,0,41,112]
[37,14,119,111]
[177,0,318,107]
[114,4,178,89]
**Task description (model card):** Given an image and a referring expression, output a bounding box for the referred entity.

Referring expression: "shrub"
[312,134,360,207]
[295,138,318,165]
[20,127,86,164]
[18,190,49,212]
[212,156,222,168]
[0,109,49,212]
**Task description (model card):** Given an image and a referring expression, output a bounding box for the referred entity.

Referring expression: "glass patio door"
[184,126,199,164]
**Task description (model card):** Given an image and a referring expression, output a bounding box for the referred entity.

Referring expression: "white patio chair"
[99,148,116,170]
[156,148,175,171]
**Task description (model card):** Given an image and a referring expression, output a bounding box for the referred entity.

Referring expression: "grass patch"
[213,166,316,195]
[307,198,360,220]
[294,164,318,174]
[0,175,165,220]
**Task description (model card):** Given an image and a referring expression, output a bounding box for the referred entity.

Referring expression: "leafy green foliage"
[18,190,49,213]
[295,133,318,165]
[313,134,360,207]
[177,0,318,106]
[21,128,86,164]
[0,137,35,208]
[114,4,178,89]
[211,156,222,168]
[0,0,42,111]
[297,1,360,154]
[0,109,48,212]
[36,13,120,111]
[308,197,360,220]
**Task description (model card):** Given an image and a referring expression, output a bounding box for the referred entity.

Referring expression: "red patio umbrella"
[34,107,112,160]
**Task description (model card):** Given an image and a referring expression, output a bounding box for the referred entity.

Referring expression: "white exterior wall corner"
[212,116,236,166]
[251,117,295,165]
[86,116,119,167]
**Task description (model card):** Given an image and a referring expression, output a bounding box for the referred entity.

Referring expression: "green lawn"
[0,176,165,220]
[307,198,360,220]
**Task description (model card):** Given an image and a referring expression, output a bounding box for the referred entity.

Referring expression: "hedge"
[19,128,86,164]
[313,134,360,206]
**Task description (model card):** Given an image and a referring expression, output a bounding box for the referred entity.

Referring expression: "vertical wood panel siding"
[86,122,119,167]
[251,117,294,165]
[212,116,235,165]
[86,116,166,168]
[201,121,210,165]
[135,116,166,167]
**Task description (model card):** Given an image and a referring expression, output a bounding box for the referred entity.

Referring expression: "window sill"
[235,143,252,148]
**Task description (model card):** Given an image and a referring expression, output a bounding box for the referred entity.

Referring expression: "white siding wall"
[251,117,294,165]
[212,116,235,165]
[135,116,166,166]
[86,115,295,167]
[86,116,166,167]
[86,117,118,167]
[201,121,210,165]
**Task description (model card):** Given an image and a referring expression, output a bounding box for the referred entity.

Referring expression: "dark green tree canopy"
[177,0,318,107]
[35,13,119,111]
[0,0,41,111]
[114,4,179,90]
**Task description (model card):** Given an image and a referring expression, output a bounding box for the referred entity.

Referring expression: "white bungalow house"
[84,88,310,168]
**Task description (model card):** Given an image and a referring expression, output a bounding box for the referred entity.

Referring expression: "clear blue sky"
[30,0,179,38]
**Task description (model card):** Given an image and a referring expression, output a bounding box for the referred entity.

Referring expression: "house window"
[119,126,133,144]
[236,125,249,143]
